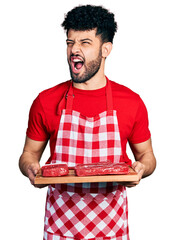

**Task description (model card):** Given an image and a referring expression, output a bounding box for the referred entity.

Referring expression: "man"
[19,5,156,240]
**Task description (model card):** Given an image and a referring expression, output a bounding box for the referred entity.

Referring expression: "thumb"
[132,161,145,180]
[28,163,40,176]
[132,161,142,175]
[132,161,139,172]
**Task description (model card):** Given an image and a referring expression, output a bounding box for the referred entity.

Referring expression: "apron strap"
[106,78,113,113]
[56,81,73,115]
[66,81,74,111]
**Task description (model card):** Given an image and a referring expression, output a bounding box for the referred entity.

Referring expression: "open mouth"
[70,56,84,73]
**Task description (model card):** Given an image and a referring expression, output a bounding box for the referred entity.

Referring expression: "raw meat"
[75,162,129,176]
[41,164,69,177]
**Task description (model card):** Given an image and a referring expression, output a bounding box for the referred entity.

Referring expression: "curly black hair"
[61,5,117,43]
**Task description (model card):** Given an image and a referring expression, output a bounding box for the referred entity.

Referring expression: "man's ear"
[102,42,113,58]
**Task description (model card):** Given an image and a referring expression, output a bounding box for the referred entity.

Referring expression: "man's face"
[66,29,103,83]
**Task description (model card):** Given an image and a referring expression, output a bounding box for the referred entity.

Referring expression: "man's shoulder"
[37,80,70,104]
[110,80,140,100]
[39,81,70,97]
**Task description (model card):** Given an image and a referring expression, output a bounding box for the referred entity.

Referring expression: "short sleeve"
[128,97,151,144]
[26,96,50,141]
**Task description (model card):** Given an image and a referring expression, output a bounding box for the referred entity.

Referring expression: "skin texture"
[66,29,113,90]
[67,29,104,84]
[19,29,156,188]
[67,32,103,83]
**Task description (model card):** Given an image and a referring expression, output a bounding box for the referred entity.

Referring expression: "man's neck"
[72,73,107,90]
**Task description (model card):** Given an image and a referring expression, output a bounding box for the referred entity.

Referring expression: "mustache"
[70,54,85,61]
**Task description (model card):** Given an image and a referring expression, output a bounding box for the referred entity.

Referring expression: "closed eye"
[82,41,91,45]
[66,41,74,46]
[66,38,92,46]
[81,38,92,45]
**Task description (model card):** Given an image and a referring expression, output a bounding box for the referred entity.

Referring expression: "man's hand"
[122,138,156,188]
[27,162,40,185]
[19,137,48,188]
[27,162,48,188]
[121,161,146,188]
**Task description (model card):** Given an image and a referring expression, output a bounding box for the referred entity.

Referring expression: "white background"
[0,0,175,239]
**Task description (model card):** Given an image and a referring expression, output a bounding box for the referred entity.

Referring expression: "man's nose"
[71,42,81,54]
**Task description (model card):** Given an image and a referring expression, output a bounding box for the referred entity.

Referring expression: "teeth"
[73,59,82,62]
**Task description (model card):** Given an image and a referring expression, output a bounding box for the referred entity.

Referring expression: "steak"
[75,162,130,176]
[41,164,69,177]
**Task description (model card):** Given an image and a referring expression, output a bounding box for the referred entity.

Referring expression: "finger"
[28,164,39,175]
[134,166,144,180]
[27,168,36,185]
[34,184,48,189]
[127,181,140,187]
[132,161,138,169]
[120,180,140,188]
[132,162,145,180]
[27,164,40,184]
[132,162,142,173]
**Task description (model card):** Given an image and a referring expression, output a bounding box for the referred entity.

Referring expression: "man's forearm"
[19,137,47,177]
[130,139,156,180]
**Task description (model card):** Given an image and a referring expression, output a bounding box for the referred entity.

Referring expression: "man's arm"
[19,137,48,187]
[124,138,156,187]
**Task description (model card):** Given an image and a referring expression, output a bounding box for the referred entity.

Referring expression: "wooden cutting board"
[34,167,139,185]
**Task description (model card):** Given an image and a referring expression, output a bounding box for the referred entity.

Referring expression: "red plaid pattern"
[44,231,129,240]
[44,80,129,239]
[44,185,129,240]
[53,110,122,167]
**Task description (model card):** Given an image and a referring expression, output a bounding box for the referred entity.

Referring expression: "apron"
[44,79,129,240]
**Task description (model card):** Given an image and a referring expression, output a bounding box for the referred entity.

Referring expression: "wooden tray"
[34,167,139,185]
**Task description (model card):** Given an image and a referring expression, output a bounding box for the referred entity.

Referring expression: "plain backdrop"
[0,0,175,239]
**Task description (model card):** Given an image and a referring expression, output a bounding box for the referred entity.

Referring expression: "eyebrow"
[66,38,93,43]
[80,38,93,42]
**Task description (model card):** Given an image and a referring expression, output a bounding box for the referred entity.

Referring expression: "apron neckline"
[63,109,116,121]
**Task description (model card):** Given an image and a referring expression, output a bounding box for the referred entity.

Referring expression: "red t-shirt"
[26,79,151,165]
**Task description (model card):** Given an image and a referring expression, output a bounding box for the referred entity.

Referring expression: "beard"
[68,49,102,84]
